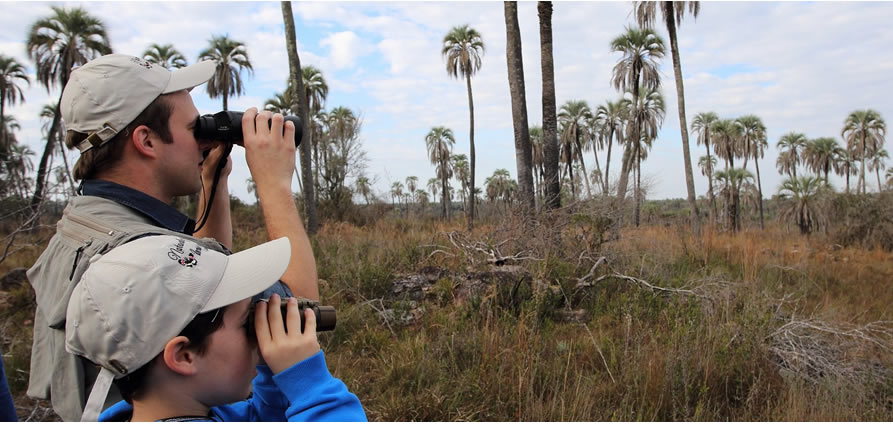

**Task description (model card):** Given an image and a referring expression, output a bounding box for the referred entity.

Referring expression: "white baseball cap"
[65,235,291,421]
[60,54,216,153]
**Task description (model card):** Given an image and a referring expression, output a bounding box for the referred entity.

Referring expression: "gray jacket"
[26,195,227,421]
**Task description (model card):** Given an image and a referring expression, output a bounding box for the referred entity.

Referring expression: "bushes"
[828,192,893,250]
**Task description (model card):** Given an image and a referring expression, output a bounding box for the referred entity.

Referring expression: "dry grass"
[1,205,891,421]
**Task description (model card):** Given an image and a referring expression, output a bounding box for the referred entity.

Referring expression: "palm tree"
[26,6,111,211]
[451,154,470,215]
[443,25,484,229]
[427,177,440,206]
[142,43,187,69]
[0,55,30,164]
[199,35,253,111]
[803,137,844,186]
[634,0,701,234]
[842,109,886,195]
[504,1,535,215]
[390,181,404,208]
[558,100,594,199]
[714,168,753,232]
[9,142,36,199]
[736,114,768,229]
[886,168,893,191]
[594,99,625,194]
[698,154,716,192]
[264,91,297,115]
[611,26,664,201]
[281,1,317,234]
[868,148,888,192]
[777,176,828,235]
[835,148,858,194]
[529,125,544,204]
[624,87,665,226]
[355,175,372,205]
[538,1,560,210]
[405,175,419,210]
[426,126,455,219]
[776,132,808,179]
[692,111,719,222]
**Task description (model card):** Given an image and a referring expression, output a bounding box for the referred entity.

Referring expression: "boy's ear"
[161,336,199,376]
[130,125,159,159]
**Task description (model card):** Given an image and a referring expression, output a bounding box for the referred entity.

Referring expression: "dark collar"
[79,180,196,234]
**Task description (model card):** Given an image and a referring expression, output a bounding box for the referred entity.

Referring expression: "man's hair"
[113,306,227,404]
[65,94,175,181]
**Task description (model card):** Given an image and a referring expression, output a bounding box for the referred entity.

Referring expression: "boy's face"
[193,298,259,405]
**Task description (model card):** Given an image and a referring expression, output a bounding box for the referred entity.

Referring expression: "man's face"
[193,298,259,406]
[155,90,215,200]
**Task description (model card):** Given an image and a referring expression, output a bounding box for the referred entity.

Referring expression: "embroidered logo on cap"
[167,238,203,267]
[128,56,153,70]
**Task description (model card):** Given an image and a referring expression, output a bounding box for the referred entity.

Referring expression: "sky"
[2,1,892,204]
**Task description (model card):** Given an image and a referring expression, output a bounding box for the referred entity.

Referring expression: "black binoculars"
[195,110,303,146]
[247,298,336,335]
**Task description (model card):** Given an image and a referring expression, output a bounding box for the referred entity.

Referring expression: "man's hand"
[254,293,320,374]
[241,108,296,192]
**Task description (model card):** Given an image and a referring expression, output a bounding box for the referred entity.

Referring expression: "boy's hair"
[114,306,225,404]
[65,94,175,181]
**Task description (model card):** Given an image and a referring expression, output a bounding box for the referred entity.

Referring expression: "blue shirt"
[0,349,17,421]
[98,351,366,422]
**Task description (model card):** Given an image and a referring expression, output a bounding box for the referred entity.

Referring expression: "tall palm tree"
[869,148,888,192]
[451,154,470,215]
[390,181,404,208]
[714,168,753,232]
[698,154,716,190]
[264,91,297,115]
[0,55,30,164]
[803,137,844,186]
[426,126,455,219]
[835,148,858,194]
[634,0,701,234]
[776,132,808,179]
[736,114,768,229]
[26,6,111,211]
[355,175,372,205]
[538,1,560,210]
[142,43,188,69]
[842,109,886,194]
[777,176,828,235]
[281,1,317,234]
[625,87,665,227]
[9,142,36,200]
[405,175,419,209]
[427,177,440,206]
[529,125,545,204]
[299,66,329,203]
[692,111,719,222]
[558,100,594,199]
[443,25,484,229]
[594,99,625,194]
[504,1,535,215]
[199,34,253,111]
[611,26,665,201]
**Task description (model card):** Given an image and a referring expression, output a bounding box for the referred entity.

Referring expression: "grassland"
[2,202,891,421]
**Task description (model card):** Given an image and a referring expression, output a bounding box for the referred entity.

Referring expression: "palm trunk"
[57,130,76,196]
[539,2,560,210]
[860,134,866,194]
[504,1,535,217]
[29,92,64,213]
[877,167,882,193]
[465,73,476,229]
[755,151,765,230]
[616,69,639,201]
[604,127,614,194]
[664,2,700,235]
[705,138,717,224]
[575,132,592,199]
[282,1,318,234]
[635,144,642,227]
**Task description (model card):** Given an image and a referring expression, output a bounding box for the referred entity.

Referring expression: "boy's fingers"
[302,307,317,337]
[253,301,271,347]
[267,293,286,339]
[284,297,300,336]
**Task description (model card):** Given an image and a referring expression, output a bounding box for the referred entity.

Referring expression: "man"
[26,53,317,421]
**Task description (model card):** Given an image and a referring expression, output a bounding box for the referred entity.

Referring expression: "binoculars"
[195,110,303,146]
[247,298,336,335]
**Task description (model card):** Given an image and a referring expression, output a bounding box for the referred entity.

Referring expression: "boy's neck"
[130,393,211,422]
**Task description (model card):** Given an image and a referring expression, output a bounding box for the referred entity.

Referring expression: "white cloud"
[320,31,373,70]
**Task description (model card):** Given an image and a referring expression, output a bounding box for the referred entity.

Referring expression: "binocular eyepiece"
[247,298,336,335]
[195,110,303,146]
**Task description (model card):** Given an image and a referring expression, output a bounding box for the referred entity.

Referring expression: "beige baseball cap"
[65,235,291,421]
[60,54,216,153]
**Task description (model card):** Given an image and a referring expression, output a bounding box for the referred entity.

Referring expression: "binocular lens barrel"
[195,110,302,147]
[247,299,336,335]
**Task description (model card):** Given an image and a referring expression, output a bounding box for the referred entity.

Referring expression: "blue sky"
[2,1,892,203]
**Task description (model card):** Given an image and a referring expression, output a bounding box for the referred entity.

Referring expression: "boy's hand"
[254,293,320,374]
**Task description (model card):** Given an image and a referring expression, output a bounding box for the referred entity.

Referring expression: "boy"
[65,235,366,421]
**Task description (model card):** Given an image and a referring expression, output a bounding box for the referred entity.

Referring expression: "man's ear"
[130,125,159,159]
[161,336,199,376]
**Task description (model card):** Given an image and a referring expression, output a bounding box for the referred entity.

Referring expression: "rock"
[557,308,587,323]
[0,267,28,291]
[390,274,435,301]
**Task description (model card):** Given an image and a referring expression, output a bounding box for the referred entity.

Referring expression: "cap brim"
[163,60,216,94]
[203,237,291,312]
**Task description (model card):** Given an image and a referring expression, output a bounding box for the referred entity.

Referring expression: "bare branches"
[426,231,542,266]
[574,255,706,299]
